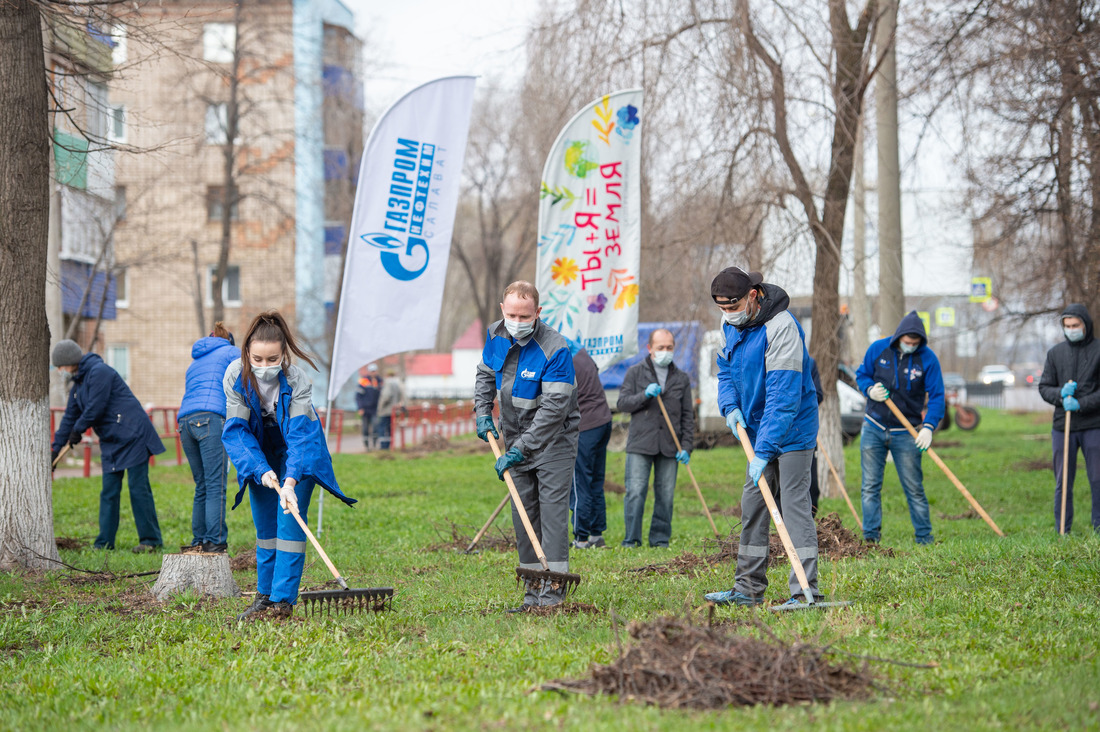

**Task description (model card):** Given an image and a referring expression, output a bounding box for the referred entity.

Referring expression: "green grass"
[4,410,1100,731]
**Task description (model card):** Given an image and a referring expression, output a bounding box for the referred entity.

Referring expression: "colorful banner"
[536,89,643,370]
[327,76,476,402]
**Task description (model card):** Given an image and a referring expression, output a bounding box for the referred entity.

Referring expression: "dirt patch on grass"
[425,521,517,553]
[603,480,625,495]
[934,440,963,449]
[54,537,86,551]
[939,509,979,520]
[1014,457,1049,472]
[541,616,877,708]
[629,513,891,576]
[527,602,601,617]
[230,548,256,571]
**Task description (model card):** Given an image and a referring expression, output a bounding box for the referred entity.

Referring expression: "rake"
[487,434,581,597]
[284,498,393,615]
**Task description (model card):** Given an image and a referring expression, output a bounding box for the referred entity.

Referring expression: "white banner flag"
[536,89,643,370]
[327,76,476,402]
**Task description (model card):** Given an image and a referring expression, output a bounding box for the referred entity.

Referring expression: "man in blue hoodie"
[856,311,945,545]
[702,267,820,608]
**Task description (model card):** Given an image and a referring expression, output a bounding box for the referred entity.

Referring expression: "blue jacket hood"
[192,336,236,360]
[74,352,104,381]
[890,311,928,350]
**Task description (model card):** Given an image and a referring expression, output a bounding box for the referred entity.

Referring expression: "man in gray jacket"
[474,281,581,611]
[616,328,694,547]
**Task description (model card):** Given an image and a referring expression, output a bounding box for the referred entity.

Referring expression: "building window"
[206,186,239,221]
[114,269,129,308]
[109,104,126,143]
[206,265,241,307]
[107,344,130,383]
[87,82,109,141]
[205,103,228,145]
[203,23,236,63]
[112,26,127,65]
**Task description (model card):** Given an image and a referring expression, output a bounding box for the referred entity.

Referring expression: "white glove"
[914,427,933,451]
[278,481,299,515]
[261,470,280,490]
[868,383,890,402]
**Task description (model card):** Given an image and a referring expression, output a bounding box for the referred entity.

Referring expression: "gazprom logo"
[362,232,428,282]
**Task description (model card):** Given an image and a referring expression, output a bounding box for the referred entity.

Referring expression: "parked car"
[979,364,1015,386]
[837,379,866,442]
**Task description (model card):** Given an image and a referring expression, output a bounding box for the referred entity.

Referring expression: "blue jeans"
[180,411,228,546]
[571,422,611,541]
[860,422,933,544]
[95,460,162,549]
[375,415,392,449]
[623,452,678,547]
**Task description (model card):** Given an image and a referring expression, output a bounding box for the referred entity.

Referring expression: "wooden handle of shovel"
[816,435,862,531]
[1061,411,1071,535]
[284,493,348,589]
[882,397,1004,537]
[487,433,550,571]
[52,442,72,470]
[656,396,720,538]
[735,423,815,602]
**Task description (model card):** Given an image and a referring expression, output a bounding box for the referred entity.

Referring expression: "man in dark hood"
[702,267,820,608]
[1038,303,1100,534]
[855,311,945,545]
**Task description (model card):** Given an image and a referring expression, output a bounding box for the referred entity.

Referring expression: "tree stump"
[151,553,240,601]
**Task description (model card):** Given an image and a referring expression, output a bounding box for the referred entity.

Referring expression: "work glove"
[726,408,746,434]
[676,450,690,465]
[278,482,299,516]
[50,449,59,470]
[1061,381,1077,398]
[868,383,890,402]
[476,415,499,443]
[494,446,525,481]
[1063,395,1080,412]
[644,383,662,398]
[260,470,280,490]
[914,427,934,451]
[67,430,83,447]
[748,456,768,486]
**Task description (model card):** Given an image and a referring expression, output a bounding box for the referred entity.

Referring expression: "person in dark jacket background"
[355,364,382,450]
[50,339,165,552]
[178,323,238,554]
[1038,303,1100,534]
[568,341,613,549]
[616,328,694,548]
[856,311,944,545]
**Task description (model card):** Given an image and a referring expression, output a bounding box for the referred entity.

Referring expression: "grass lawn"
[2,410,1099,731]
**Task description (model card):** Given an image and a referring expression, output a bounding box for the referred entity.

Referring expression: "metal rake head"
[515,567,582,598]
[299,587,394,616]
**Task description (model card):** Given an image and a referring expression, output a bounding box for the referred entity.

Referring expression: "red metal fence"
[392,401,483,450]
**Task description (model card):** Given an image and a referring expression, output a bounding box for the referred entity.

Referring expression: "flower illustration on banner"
[614,283,638,310]
[564,140,599,178]
[615,104,640,143]
[587,293,607,313]
[542,290,581,331]
[551,257,579,286]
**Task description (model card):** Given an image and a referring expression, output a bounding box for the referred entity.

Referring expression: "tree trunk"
[212,0,244,327]
[151,553,240,600]
[851,120,871,361]
[0,0,61,570]
[875,0,905,333]
[191,239,206,336]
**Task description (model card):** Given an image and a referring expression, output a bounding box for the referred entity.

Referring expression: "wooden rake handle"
[882,397,1004,537]
[466,492,511,553]
[487,433,550,571]
[735,423,815,602]
[285,494,349,590]
[655,396,720,538]
[51,442,73,470]
[816,435,862,531]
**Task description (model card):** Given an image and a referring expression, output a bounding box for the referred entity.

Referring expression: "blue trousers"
[95,460,162,549]
[251,416,315,604]
[180,411,228,546]
[1051,427,1100,533]
[571,422,611,541]
[860,422,934,544]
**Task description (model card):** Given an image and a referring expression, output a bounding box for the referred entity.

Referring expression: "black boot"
[236,593,270,622]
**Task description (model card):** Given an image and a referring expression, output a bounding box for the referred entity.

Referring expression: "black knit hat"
[711,267,763,302]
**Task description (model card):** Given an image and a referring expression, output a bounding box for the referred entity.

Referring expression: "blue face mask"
[1065,327,1085,343]
[899,341,919,355]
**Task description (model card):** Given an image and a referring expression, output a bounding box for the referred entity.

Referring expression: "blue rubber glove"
[726,409,746,434]
[748,456,768,486]
[645,383,662,398]
[494,446,525,480]
[1061,381,1077,398]
[1063,395,1080,412]
[676,450,690,465]
[476,415,499,443]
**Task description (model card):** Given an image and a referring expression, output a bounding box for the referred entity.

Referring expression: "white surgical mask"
[1065,327,1085,343]
[253,365,282,383]
[724,310,749,326]
[505,319,535,340]
[899,342,918,355]
[652,351,674,367]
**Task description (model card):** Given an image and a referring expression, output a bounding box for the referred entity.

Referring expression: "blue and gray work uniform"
[474,318,580,606]
[716,283,819,598]
[222,360,355,604]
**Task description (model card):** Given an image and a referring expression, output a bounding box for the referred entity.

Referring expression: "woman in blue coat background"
[50,339,165,552]
[178,323,238,554]
[222,311,355,620]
